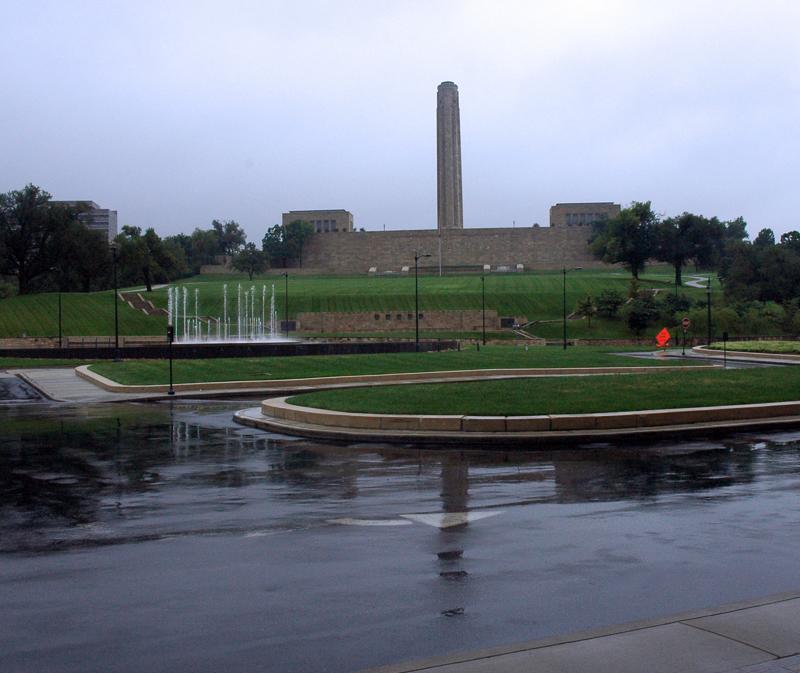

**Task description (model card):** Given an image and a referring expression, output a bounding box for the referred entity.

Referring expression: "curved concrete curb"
[693,345,800,363]
[233,397,800,445]
[76,363,713,395]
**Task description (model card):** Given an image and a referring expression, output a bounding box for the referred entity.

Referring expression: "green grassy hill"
[0,290,164,338]
[0,267,715,338]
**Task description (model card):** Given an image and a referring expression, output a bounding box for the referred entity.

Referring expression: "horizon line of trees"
[0,184,315,295]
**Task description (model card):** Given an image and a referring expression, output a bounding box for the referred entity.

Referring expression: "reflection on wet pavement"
[0,375,42,403]
[2,400,800,673]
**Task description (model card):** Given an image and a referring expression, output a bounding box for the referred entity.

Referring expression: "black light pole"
[58,292,63,349]
[167,314,175,396]
[481,275,486,346]
[562,267,582,350]
[283,272,289,338]
[414,251,431,351]
[706,276,712,346]
[110,242,121,361]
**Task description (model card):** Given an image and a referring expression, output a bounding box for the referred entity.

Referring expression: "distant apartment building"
[549,202,620,228]
[51,200,118,241]
[282,209,353,233]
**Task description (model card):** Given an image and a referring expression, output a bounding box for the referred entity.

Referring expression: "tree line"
[0,184,314,295]
[586,201,800,337]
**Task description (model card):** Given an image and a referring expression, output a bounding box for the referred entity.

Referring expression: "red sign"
[682,317,690,330]
[656,328,671,348]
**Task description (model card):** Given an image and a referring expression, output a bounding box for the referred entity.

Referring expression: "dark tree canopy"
[262,220,314,268]
[590,201,657,278]
[212,219,247,255]
[0,185,88,293]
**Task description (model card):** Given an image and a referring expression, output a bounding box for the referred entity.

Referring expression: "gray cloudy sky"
[2,0,799,242]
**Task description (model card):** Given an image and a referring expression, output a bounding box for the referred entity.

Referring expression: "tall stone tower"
[437,81,463,230]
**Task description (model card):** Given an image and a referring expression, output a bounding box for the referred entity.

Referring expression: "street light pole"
[562,266,582,350]
[110,242,121,361]
[562,267,567,350]
[414,251,431,351]
[284,272,289,339]
[167,313,175,396]
[706,276,712,346]
[481,275,486,346]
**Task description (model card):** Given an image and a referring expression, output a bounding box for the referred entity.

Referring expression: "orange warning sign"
[656,328,671,348]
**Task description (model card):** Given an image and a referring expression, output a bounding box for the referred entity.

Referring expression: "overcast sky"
[2,0,799,241]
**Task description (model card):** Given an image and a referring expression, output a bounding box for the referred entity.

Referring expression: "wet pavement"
[3,400,800,673]
[0,374,42,403]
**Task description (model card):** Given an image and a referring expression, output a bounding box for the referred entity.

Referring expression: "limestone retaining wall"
[301,226,603,273]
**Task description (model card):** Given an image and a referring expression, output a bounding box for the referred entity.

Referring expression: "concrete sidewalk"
[9,368,156,403]
[361,592,800,673]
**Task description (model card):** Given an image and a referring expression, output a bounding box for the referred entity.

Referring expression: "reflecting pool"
[2,400,800,673]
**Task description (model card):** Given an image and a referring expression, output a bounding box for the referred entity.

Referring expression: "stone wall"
[296,309,502,333]
[301,226,603,273]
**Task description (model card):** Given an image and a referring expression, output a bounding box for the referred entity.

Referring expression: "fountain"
[166,283,288,343]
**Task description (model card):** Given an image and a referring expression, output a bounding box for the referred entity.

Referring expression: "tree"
[231,243,268,280]
[0,185,86,294]
[190,228,219,268]
[754,228,775,247]
[590,201,656,278]
[115,226,179,291]
[212,219,247,255]
[780,231,800,253]
[51,220,110,292]
[575,295,597,328]
[262,220,314,268]
[625,296,658,337]
[596,288,624,318]
[653,215,693,286]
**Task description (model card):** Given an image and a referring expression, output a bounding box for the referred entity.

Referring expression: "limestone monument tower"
[436,81,463,230]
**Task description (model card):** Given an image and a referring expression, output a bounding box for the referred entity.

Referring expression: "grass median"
[287,367,800,416]
[89,346,680,386]
[708,341,800,355]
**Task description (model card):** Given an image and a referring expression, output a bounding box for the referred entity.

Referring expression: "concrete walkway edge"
[358,591,800,673]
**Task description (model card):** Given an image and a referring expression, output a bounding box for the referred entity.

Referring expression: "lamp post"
[562,267,582,350]
[167,313,175,396]
[283,272,289,339]
[481,275,486,346]
[414,251,431,351]
[706,276,712,346]
[110,242,121,361]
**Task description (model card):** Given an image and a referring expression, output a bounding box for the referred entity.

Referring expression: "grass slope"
[89,346,680,386]
[0,291,163,338]
[1,267,716,339]
[290,367,800,416]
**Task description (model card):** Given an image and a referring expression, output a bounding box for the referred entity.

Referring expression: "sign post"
[681,317,690,356]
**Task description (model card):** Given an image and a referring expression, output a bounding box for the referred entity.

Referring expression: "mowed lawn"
[289,366,800,416]
[89,346,685,385]
[149,268,713,326]
[0,291,163,338]
[1,267,716,339]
